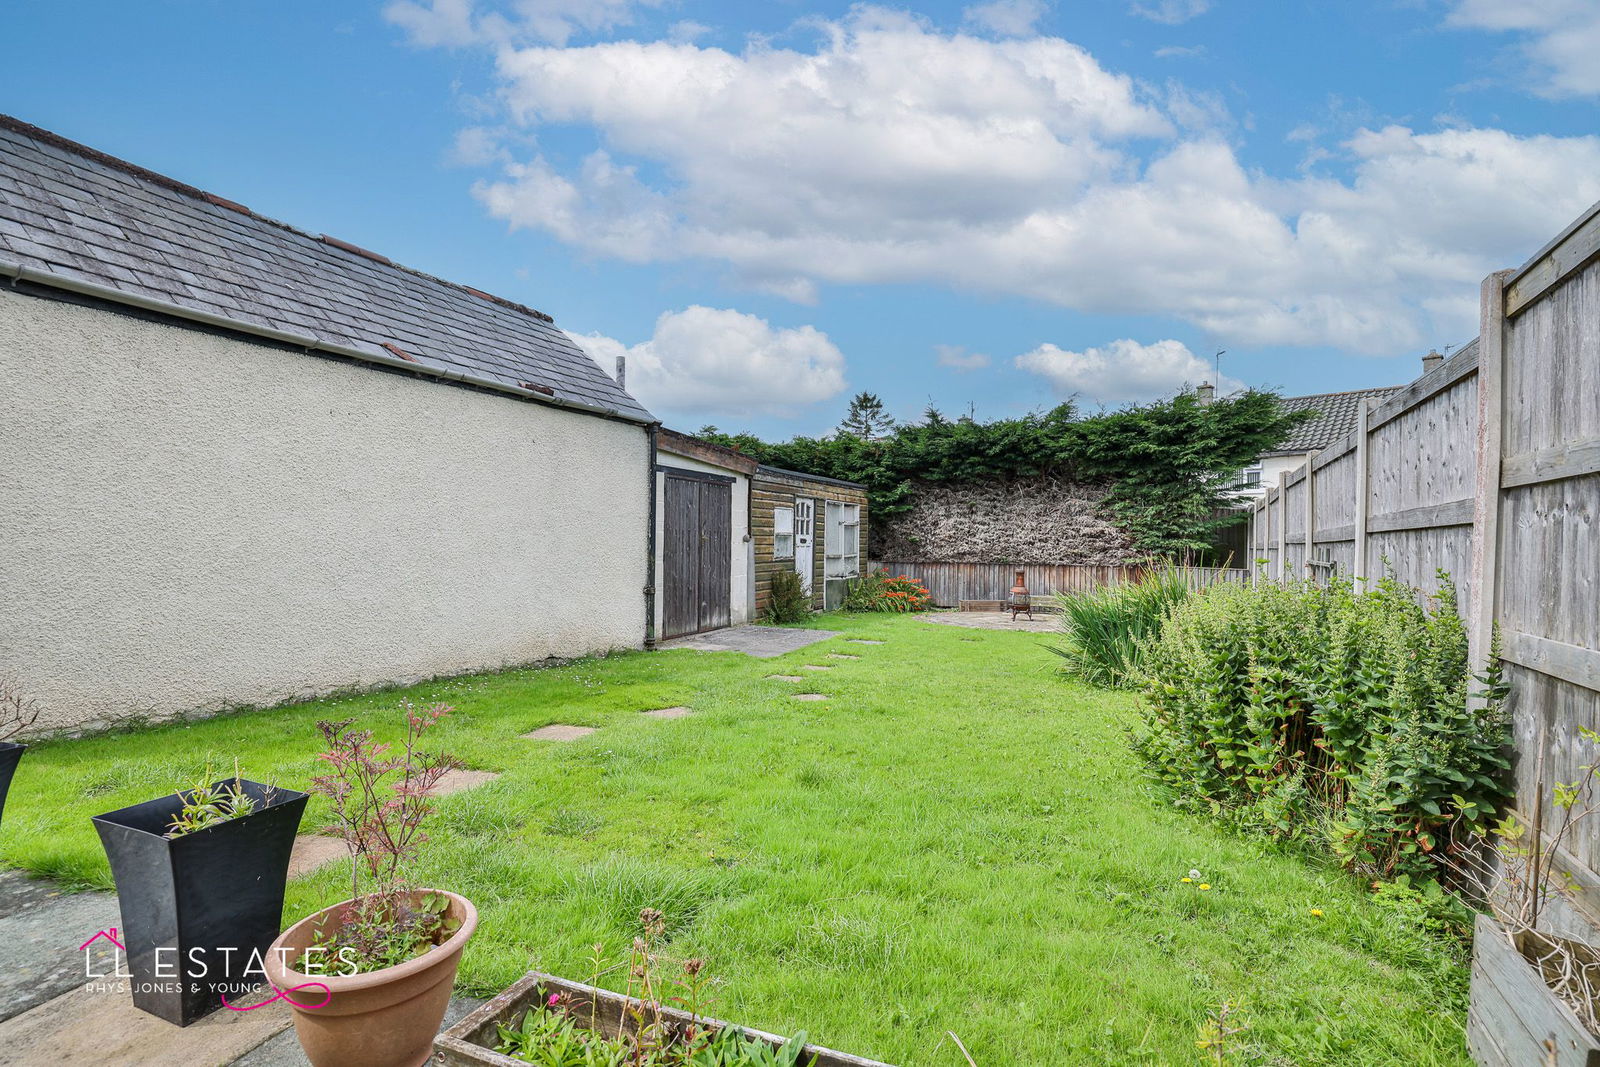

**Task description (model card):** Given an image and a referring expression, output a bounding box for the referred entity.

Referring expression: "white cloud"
[963,0,1049,37]
[1153,44,1206,58]
[440,7,1600,353]
[1129,0,1211,26]
[1447,0,1600,98]
[935,344,992,371]
[1015,338,1239,404]
[575,306,848,419]
[385,0,661,47]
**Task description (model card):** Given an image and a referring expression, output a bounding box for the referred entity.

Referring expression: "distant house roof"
[1262,386,1403,456]
[0,114,653,425]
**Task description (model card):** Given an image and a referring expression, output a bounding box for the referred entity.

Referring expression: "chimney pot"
[615,355,627,389]
[1421,349,1444,374]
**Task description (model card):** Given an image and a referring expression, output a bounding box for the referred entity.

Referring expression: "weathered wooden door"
[662,471,733,639]
[793,497,814,595]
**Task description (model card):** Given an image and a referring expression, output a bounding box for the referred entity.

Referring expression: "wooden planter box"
[1469,913,1600,1066]
[434,971,895,1067]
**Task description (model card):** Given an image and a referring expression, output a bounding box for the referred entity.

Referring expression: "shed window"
[773,506,795,560]
[824,501,861,579]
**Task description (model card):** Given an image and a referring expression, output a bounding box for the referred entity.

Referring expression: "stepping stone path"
[522,724,596,741]
[847,639,885,645]
[430,768,500,796]
[828,653,860,660]
[641,706,692,719]
[801,664,832,671]
[287,835,347,879]
[766,674,804,682]
[792,694,830,702]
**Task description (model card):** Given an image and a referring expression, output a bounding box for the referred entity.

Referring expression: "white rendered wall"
[0,288,650,733]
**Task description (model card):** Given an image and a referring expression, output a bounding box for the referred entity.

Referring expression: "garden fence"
[1246,200,1600,904]
[867,561,1245,608]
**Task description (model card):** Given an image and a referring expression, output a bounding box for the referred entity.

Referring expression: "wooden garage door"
[661,470,733,639]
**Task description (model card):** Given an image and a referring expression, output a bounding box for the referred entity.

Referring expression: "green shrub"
[1137,573,1509,883]
[1046,566,1192,688]
[843,569,933,612]
[765,569,811,624]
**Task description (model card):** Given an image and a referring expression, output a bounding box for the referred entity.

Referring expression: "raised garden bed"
[434,971,895,1067]
[1468,912,1600,1067]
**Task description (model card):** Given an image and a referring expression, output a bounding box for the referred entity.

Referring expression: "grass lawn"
[1,613,1468,1065]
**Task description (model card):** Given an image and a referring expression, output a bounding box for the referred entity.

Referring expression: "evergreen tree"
[837,392,896,439]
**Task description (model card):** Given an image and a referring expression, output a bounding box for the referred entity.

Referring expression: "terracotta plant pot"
[264,889,478,1067]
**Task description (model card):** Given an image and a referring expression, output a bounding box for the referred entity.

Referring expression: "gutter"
[0,258,655,428]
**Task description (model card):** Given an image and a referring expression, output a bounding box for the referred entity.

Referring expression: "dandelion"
[1181,877,1193,883]
[1199,883,1212,891]
[1310,908,1324,917]
[1189,869,1202,880]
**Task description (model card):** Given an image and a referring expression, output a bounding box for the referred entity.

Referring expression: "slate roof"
[1263,386,1403,455]
[0,115,653,424]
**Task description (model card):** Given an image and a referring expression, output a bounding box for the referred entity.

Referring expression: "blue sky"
[4,0,1599,435]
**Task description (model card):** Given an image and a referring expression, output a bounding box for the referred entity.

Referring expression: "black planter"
[92,779,309,1026]
[0,741,23,833]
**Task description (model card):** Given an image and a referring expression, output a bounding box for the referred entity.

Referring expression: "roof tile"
[0,114,653,424]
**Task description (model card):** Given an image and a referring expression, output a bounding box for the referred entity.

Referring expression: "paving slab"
[765,675,804,682]
[229,994,485,1066]
[429,769,500,796]
[0,870,121,1023]
[846,639,885,645]
[521,724,596,742]
[657,626,839,659]
[828,654,860,660]
[641,707,692,719]
[0,978,290,1067]
[287,836,347,879]
[800,664,832,671]
[791,694,830,702]
[921,611,1057,634]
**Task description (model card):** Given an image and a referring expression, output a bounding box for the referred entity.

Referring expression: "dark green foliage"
[764,570,810,624]
[700,390,1310,558]
[1137,573,1510,883]
[1046,565,1192,687]
[1064,390,1312,555]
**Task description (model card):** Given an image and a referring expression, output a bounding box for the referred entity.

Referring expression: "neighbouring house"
[752,466,869,614]
[0,115,660,734]
[1233,382,1411,497]
[654,429,758,639]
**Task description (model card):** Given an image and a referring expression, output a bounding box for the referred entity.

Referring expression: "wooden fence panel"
[1498,235,1600,888]
[1248,201,1600,913]
[866,561,1244,608]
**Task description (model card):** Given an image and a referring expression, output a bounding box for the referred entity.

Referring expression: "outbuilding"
[752,466,869,614]
[654,429,758,639]
[0,115,659,734]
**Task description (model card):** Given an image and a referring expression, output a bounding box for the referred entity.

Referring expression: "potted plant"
[264,702,477,1067]
[1461,723,1600,1065]
[91,764,309,1025]
[0,677,39,834]
[435,908,894,1067]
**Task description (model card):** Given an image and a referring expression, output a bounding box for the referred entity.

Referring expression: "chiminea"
[1009,570,1033,621]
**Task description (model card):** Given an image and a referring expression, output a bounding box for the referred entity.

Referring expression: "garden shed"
[654,429,757,640]
[0,115,658,734]
[752,466,869,614]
